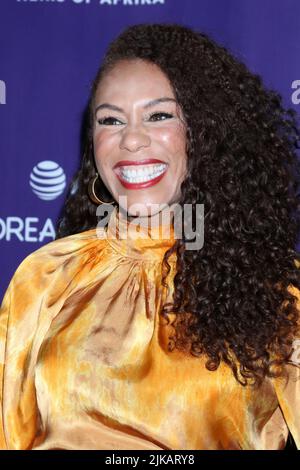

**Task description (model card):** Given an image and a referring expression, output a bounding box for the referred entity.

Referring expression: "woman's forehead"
[95,60,174,99]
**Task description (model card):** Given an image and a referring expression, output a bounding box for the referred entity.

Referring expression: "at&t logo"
[30,160,66,200]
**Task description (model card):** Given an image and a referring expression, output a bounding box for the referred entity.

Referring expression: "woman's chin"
[119,201,170,219]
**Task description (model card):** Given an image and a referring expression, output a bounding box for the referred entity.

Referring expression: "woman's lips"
[114,166,168,190]
[113,158,166,169]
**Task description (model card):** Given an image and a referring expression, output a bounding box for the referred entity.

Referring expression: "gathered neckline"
[96,207,177,262]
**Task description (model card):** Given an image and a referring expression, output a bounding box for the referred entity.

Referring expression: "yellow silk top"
[0,207,300,450]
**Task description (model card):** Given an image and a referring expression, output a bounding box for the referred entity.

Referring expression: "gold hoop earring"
[88,174,115,205]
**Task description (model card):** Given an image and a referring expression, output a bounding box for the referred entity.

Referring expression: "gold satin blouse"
[0,207,300,450]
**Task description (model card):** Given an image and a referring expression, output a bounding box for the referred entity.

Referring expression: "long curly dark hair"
[56,23,300,387]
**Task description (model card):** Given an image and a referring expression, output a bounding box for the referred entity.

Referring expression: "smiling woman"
[92,58,187,218]
[1,23,300,450]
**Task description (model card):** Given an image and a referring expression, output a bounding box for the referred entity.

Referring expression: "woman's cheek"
[156,124,186,150]
[93,131,116,161]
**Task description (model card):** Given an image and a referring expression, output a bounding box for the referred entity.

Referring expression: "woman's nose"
[119,124,151,152]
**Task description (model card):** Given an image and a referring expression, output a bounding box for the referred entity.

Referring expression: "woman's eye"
[97,112,173,126]
[97,117,123,126]
[149,112,173,121]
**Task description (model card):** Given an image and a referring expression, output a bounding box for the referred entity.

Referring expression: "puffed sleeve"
[0,273,10,448]
[0,251,54,450]
[0,230,105,449]
[271,284,300,449]
[0,255,39,449]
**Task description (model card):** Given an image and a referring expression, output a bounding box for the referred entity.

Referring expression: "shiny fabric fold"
[0,208,299,450]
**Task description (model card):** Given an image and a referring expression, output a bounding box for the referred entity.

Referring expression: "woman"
[1,23,300,450]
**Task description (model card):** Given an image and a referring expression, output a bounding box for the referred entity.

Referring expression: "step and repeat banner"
[1,0,300,299]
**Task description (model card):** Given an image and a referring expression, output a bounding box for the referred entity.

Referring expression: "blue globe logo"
[30,161,66,201]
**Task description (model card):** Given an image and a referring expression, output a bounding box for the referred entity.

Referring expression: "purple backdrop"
[1,0,300,300]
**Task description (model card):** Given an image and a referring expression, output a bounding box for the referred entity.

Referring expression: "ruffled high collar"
[100,207,176,261]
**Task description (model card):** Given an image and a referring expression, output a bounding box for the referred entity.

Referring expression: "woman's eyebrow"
[94,97,176,115]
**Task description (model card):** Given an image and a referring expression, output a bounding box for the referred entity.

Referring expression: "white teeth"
[119,163,167,184]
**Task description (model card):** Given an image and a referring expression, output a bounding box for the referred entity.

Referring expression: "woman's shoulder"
[0,226,110,320]
[286,259,300,301]
[0,226,115,342]
[4,227,107,296]
[17,227,102,267]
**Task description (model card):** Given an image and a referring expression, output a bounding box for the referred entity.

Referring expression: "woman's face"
[93,59,187,218]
